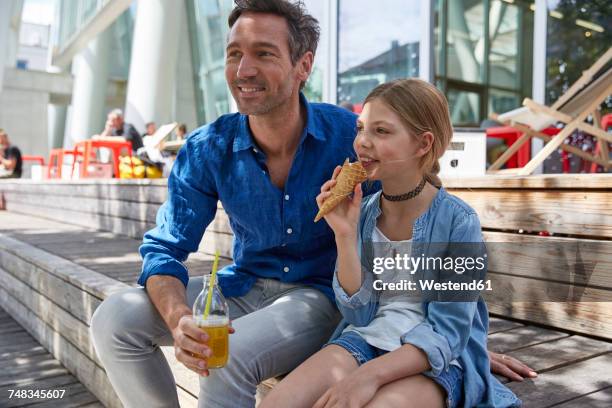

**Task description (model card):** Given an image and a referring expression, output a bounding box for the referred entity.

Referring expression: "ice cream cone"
[314,158,367,222]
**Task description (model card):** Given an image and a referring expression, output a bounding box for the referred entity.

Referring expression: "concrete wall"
[0,88,49,157]
[0,68,73,157]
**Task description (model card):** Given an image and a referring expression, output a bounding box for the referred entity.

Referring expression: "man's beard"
[233,76,294,116]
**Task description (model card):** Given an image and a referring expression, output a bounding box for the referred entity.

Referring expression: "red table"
[22,155,45,165]
[72,139,133,179]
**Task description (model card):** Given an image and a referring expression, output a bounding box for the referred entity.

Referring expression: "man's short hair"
[228,0,320,66]
[145,122,155,128]
[109,109,123,118]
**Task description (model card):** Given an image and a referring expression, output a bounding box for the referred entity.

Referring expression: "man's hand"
[172,314,213,376]
[146,275,211,375]
[172,316,236,376]
[101,118,114,136]
[145,275,236,377]
[489,351,537,382]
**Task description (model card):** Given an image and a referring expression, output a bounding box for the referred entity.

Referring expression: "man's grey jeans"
[90,277,340,408]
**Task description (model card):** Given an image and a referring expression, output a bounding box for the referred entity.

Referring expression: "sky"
[21,0,56,26]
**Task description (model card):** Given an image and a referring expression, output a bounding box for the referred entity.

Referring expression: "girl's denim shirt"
[330,188,521,408]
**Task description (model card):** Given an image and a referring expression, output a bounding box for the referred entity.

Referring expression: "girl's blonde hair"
[364,78,453,187]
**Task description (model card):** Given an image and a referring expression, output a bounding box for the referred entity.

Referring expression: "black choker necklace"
[382,178,427,201]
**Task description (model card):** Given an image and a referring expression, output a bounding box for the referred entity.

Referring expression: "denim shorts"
[326,330,464,408]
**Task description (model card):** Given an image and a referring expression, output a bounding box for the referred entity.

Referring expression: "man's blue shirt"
[139,94,367,301]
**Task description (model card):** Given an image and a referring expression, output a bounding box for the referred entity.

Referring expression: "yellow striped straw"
[203,251,220,319]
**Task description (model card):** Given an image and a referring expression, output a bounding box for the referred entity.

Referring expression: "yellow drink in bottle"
[196,317,229,368]
[193,272,230,370]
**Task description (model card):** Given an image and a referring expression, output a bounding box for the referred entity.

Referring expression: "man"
[144,121,157,137]
[176,123,188,140]
[90,1,534,407]
[0,129,22,179]
[100,109,144,151]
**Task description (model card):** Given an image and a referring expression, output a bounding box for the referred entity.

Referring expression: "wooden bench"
[0,212,221,407]
[0,306,103,407]
[1,175,611,406]
[444,174,612,340]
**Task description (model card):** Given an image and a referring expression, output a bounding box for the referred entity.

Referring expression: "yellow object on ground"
[119,156,163,179]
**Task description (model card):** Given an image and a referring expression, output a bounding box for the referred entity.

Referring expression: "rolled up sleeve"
[333,265,378,327]
[138,135,218,288]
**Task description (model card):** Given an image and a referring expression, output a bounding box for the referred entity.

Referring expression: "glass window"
[489,88,520,117]
[434,0,445,79]
[489,0,520,90]
[58,0,78,47]
[108,9,134,80]
[80,0,99,24]
[188,0,234,124]
[447,88,482,126]
[58,0,111,48]
[435,0,534,126]
[302,0,327,102]
[337,0,421,106]
[446,0,485,84]
[545,0,611,105]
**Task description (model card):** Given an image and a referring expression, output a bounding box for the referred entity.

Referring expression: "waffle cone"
[314,159,367,222]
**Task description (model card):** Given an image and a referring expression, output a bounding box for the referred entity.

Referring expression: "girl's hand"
[489,351,537,381]
[316,166,363,239]
[312,370,379,408]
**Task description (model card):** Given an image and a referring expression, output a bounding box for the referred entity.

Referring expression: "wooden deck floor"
[1,211,611,407]
[0,307,101,407]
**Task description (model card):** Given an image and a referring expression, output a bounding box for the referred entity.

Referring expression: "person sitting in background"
[142,122,159,151]
[100,109,144,151]
[0,129,22,179]
[144,122,157,137]
[176,123,187,140]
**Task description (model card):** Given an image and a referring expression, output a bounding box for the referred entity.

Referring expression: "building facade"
[0,0,609,156]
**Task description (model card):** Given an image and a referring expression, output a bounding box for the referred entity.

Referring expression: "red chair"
[486,126,531,168]
[47,149,86,179]
[590,113,612,173]
[72,139,133,178]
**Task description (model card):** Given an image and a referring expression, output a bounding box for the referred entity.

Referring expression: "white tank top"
[343,226,462,368]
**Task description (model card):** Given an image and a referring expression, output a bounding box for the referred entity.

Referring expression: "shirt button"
[283,266,290,273]
[284,194,290,201]
[281,243,286,247]
[262,170,266,174]
[253,148,258,153]
[286,228,293,234]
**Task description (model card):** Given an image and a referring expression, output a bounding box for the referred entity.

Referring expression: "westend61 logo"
[372,277,493,292]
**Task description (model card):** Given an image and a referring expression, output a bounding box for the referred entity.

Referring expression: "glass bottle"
[193,274,230,368]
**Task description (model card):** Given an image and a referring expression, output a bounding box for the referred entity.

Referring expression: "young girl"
[260,79,520,408]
